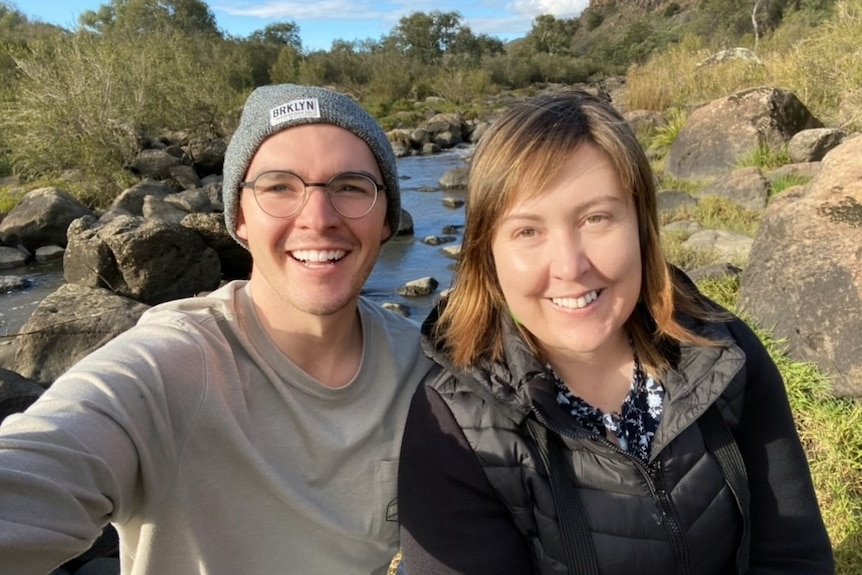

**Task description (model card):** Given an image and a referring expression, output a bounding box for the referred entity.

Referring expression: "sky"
[14,0,590,51]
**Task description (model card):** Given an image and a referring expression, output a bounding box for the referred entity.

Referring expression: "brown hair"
[435,90,719,374]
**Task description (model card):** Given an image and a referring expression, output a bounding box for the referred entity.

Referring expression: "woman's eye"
[585,214,607,225]
[516,228,536,238]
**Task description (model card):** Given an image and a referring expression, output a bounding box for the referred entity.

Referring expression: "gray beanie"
[222,84,400,248]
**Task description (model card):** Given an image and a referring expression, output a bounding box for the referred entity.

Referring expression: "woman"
[397,91,833,574]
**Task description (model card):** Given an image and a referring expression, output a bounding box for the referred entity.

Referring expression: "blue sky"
[15,0,590,51]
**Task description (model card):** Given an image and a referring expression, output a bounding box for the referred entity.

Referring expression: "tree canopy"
[78,0,221,37]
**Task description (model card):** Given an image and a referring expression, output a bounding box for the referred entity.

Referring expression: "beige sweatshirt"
[0,281,432,574]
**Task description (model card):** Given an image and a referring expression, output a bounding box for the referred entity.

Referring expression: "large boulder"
[0,188,94,251]
[739,135,862,398]
[667,87,822,180]
[181,212,251,280]
[12,283,149,386]
[63,214,221,305]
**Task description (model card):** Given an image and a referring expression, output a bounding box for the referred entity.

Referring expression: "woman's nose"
[550,233,591,280]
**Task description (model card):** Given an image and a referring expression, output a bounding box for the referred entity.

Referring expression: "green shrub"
[0,30,244,206]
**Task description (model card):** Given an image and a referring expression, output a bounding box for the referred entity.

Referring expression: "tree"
[79,0,221,37]
[447,26,505,64]
[526,14,580,55]
[247,21,302,51]
[389,10,463,64]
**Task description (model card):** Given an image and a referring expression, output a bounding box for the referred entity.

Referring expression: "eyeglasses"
[240,171,383,219]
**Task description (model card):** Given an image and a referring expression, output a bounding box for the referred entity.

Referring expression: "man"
[0,84,432,574]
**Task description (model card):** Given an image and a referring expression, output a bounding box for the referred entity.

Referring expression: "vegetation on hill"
[1,0,861,571]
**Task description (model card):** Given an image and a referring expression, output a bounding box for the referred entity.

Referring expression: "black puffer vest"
[421,308,752,575]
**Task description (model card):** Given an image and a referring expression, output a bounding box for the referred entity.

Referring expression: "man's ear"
[380,218,392,243]
[236,201,248,241]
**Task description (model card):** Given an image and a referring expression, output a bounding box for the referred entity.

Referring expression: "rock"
[0,367,45,422]
[682,229,753,261]
[739,136,862,398]
[186,136,226,175]
[381,302,411,317]
[181,213,251,280]
[395,208,414,237]
[109,179,175,217]
[666,87,822,180]
[657,190,698,213]
[441,245,462,259]
[695,167,769,212]
[422,235,457,246]
[130,149,181,179]
[0,246,28,269]
[765,162,821,184]
[0,274,32,292]
[167,165,202,190]
[396,276,439,297]
[35,245,65,262]
[0,188,94,251]
[13,284,149,385]
[787,128,845,163]
[63,214,221,305]
[623,109,667,136]
[439,166,468,190]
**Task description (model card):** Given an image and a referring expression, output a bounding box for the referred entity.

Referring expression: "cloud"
[213,1,384,20]
[508,0,590,19]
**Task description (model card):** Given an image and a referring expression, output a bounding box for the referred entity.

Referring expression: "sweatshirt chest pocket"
[371,459,400,543]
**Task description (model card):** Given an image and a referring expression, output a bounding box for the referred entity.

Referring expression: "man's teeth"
[291,250,346,263]
[552,290,599,309]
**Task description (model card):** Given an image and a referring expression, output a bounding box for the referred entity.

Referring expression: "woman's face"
[491,142,642,363]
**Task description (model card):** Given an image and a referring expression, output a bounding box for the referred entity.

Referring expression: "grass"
[697,276,862,574]
[0,186,24,216]
[769,174,813,198]
[736,141,791,171]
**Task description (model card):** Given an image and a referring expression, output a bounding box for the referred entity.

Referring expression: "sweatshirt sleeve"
[398,384,534,575]
[729,318,835,574]
[0,318,208,574]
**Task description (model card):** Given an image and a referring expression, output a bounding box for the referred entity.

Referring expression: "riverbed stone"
[0,188,94,251]
[63,214,221,305]
[13,283,149,385]
[0,246,28,269]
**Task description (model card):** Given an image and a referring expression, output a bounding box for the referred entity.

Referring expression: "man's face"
[236,124,390,320]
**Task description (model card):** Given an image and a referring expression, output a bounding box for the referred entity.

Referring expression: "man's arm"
[398,384,534,574]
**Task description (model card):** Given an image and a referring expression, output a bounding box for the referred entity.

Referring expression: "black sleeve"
[728,318,835,574]
[398,384,535,575]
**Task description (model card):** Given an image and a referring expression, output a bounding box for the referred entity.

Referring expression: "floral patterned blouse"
[553,350,665,463]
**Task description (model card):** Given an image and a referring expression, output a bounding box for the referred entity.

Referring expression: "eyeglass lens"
[251,171,378,219]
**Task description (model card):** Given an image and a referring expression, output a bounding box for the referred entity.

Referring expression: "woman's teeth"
[552,290,599,309]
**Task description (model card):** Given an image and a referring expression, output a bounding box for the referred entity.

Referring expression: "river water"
[0,149,469,341]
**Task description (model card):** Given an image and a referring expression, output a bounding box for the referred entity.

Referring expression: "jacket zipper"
[647,462,690,575]
[530,403,690,575]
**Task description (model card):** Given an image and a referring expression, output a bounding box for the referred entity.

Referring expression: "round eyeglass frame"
[240,170,384,219]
